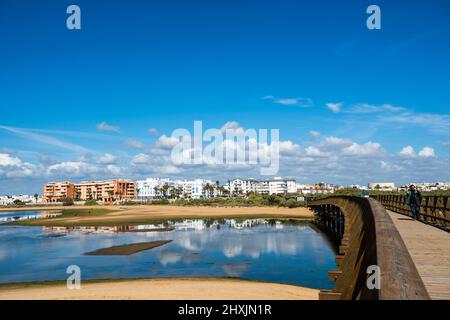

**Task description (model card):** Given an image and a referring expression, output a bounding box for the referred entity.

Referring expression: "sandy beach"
[5,205,314,226]
[0,278,319,300]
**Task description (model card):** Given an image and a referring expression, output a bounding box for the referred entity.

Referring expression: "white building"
[368,182,396,191]
[173,179,217,198]
[228,178,258,195]
[136,178,170,199]
[136,178,218,199]
[228,177,297,195]
[256,180,270,195]
[0,194,42,206]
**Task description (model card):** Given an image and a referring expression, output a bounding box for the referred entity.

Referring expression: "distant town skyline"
[1,0,450,194]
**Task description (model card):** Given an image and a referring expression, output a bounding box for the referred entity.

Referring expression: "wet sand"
[0,278,319,300]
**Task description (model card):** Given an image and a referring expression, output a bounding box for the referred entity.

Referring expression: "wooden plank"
[319,290,342,300]
[387,210,450,300]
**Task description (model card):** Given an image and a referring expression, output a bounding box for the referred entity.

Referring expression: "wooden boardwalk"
[387,210,450,300]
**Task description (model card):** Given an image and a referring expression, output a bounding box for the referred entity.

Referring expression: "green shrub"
[62,197,74,206]
[12,199,25,206]
[151,199,170,205]
[84,199,98,206]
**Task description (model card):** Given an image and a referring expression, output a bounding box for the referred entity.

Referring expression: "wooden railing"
[309,196,430,300]
[372,195,449,229]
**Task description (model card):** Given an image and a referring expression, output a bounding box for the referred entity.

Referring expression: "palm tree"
[153,186,159,198]
[215,181,220,197]
[107,190,114,203]
[33,193,39,203]
[204,183,211,198]
[136,187,140,200]
[160,183,170,199]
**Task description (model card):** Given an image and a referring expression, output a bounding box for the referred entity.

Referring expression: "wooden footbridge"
[308,196,450,300]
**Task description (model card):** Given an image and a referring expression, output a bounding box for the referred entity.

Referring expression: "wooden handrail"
[309,196,430,300]
[372,195,449,229]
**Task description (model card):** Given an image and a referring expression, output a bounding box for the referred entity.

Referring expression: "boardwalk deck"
[387,210,450,300]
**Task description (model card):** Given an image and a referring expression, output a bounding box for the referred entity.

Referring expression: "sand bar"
[85,240,172,255]
[6,205,314,226]
[0,278,319,300]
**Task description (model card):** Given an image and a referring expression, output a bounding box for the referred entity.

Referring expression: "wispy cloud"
[326,102,342,113]
[0,125,90,153]
[263,96,313,107]
[347,103,405,114]
[309,130,321,138]
[96,122,120,132]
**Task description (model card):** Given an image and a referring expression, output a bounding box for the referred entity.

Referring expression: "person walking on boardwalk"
[405,184,421,220]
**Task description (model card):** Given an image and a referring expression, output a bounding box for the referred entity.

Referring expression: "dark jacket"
[405,189,421,206]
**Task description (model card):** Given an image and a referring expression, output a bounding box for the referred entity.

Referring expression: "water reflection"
[0,218,337,289]
[0,211,62,224]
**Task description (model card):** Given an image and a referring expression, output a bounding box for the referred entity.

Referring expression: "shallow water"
[0,210,62,223]
[0,215,337,289]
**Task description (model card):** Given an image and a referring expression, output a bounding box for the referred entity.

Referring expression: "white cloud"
[263,96,313,107]
[349,103,405,114]
[46,161,98,176]
[326,102,342,113]
[0,153,22,167]
[418,147,435,157]
[279,140,301,155]
[97,153,117,164]
[342,142,383,156]
[96,122,120,132]
[106,164,121,175]
[309,130,321,138]
[321,136,352,147]
[0,153,36,178]
[220,121,244,135]
[305,146,324,156]
[399,146,415,156]
[131,153,151,165]
[156,135,180,150]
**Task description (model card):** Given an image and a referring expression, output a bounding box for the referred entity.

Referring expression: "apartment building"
[43,179,135,203]
[228,178,258,195]
[136,178,217,199]
[136,178,170,198]
[43,181,76,203]
[229,177,297,195]
[256,180,270,195]
[269,177,297,194]
[75,179,136,202]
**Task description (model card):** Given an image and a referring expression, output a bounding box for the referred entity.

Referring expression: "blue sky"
[1,0,450,194]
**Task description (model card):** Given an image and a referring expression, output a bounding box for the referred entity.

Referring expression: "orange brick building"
[43,182,76,203]
[43,179,136,203]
